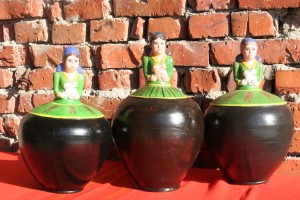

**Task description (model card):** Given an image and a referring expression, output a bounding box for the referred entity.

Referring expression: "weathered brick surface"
[275,70,300,94]
[63,0,110,21]
[82,96,121,120]
[188,0,236,11]
[257,40,287,64]
[148,17,187,39]
[1,24,15,42]
[28,68,55,90]
[0,69,13,88]
[113,0,186,17]
[287,102,300,129]
[90,18,129,42]
[0,94,15,114]
[30,45,92,68]
[249,12,276,37]
[275,157,300,176]
[14,19,48,43]
[130,17,145,40]
[210,41,240,65]
[189,13,230,38]
[239,0,300,9]
[168,41,209,67]
[231,12,248,37]
[287,39,300,63]
[18,93,33,113]
[185,69,222,93]
[3,117,20,137]
[0,0,43,20]
[98,70,137,90]
[46,2,63,22]
[289,130,300,153]
[52,23,86,44]
[0,46,27,67]
[98,43,144,69]
[32,93,55,107]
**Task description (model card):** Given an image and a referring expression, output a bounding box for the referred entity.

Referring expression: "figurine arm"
[233,62,243,85]
[165,56,174,78]
[53,72,61,96]
[256,62,263,84]
[77,74,85,97]
[142,56,150,79]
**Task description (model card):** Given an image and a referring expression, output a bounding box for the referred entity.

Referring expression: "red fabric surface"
[0,152,299,200]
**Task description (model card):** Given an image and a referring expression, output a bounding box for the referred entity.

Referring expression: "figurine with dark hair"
[233,38,263,89]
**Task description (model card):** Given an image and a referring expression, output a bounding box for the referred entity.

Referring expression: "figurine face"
[151,38,166,56]
[64,55,80,73]
[241,42,258,61]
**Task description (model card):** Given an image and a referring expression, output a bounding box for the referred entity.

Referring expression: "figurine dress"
[112,32,204,192]
[18,47,113,193]
[204,39,294,184]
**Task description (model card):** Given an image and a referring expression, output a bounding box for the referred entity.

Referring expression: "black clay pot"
[112,96,204,192]
[19,114,113,193]
[204,104,294,184]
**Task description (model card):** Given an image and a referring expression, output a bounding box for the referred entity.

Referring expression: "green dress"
[29,71,104,119]
[131,55,187,99]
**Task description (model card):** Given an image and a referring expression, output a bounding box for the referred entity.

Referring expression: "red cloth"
[0,152,299,200]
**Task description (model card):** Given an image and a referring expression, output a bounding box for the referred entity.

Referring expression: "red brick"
[0,46,26,67]
[82,96,121,120]
[289,130,300,153]
[90,18,129,42]
[28,68,55,90]
[168,41,209,67]
[287,39,300,63]
[275,70,300,94]
[287,102,300,129]
[30,45,92,68]
[275,157,300,176]
[210,40,240,65]
[63,0,110,21]
[46,2,63,22]
[148,17,187,39]
[3,117,20,137]
[0,94,15,114]
[2,24,15,42]
[32,93,55,107]
[0,118,4,133]
[258,40,286,64]
[114,0,185,16]
[130,17,145,40]
[189,13,230,38]
[185,69,222,93]
[231,12,248,37]
[0,69,13,88]
[98,43,144,69]
[249,12,276,37]
[18,92,33,113]
[98,70,134,91]
[52,23,86,44]
[0,0,43,20]
[14,19,48,43]
[239,0,300,9]
[188,0,236,11]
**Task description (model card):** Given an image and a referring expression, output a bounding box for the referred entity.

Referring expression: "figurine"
[233,38,263,89]
[204,38,294,185]
[112,32,204,192]
[18,46,112,193]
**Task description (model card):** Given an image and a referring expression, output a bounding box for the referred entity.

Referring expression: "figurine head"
[63,47,81,73]
[149,32,170,56]
[240,38,258,62]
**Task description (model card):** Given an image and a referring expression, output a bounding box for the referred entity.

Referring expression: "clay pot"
[112,96,204,192]
[19,105,112,193]
[204,90,294,184]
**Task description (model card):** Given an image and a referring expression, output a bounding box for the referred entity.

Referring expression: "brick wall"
[0,0,300,174]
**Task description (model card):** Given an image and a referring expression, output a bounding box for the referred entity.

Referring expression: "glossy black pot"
[19,114,113,193]
[204,104,294,184]
[112,96,204,192]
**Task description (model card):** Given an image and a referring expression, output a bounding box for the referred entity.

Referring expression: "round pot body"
[19,113,113,193]
[204,90,294,184]
[112,96,204,192]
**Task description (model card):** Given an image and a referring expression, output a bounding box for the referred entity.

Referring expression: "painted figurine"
[233,38,263,89]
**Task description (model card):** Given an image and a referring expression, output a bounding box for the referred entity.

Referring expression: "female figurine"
[112,32,204,192]
[233,38,263,89]
[53,47,84,102]
[18,46,112,193]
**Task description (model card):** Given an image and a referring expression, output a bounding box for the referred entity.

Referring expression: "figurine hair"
[236,38,261,62]
[144,32,171,56]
